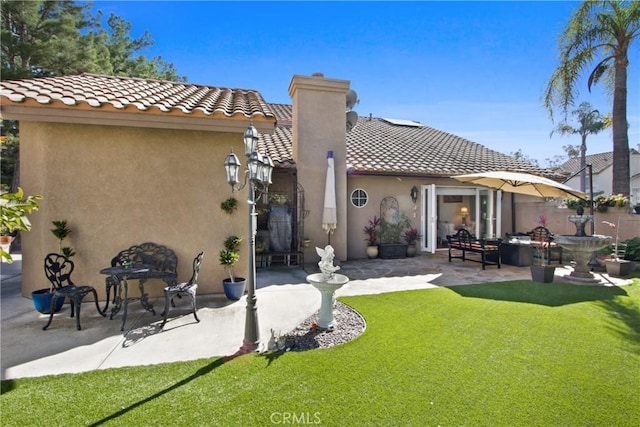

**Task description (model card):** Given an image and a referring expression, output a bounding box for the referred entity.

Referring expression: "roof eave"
[0,104,277,134]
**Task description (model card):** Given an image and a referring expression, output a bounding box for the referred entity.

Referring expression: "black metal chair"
[43,253,105,331]
[530,226,563,265]
[160,252,204,329]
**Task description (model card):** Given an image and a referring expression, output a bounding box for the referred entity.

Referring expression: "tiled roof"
[0,73,276,121]
[345,116,543,176]
[555,149,640,176]
[261,104,546,176]
[556,151,612,175]
[0,74,547,176]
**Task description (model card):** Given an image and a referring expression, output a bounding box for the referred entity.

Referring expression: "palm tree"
[544,1,640,196]
[552,102,610,191]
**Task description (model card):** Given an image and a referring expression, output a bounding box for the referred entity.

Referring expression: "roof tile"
[0,73,275,121]
[261,104,548,176]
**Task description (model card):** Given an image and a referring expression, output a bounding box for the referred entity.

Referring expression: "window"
[351,188,368,208]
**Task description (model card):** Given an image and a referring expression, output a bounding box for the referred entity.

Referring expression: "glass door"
[478,189,501,239]
[421,184,436,252]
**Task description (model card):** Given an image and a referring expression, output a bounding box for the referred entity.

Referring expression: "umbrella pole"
[511,194,516,234]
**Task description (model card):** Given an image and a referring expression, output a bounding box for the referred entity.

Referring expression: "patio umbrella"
[322,151,337,244]
[451,171,587,200]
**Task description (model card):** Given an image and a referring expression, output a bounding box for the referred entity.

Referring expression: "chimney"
[288,73,350,261]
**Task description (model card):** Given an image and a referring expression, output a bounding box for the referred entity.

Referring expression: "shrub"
[220,235,242,281]
[363,216,380,246]
[220,197,238,214]
[622,237,640,261]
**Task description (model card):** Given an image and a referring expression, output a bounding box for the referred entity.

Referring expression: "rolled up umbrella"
[322,151,337,244]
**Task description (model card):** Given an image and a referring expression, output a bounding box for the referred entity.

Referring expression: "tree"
[544,1,640,196]
[551,102,609,191]
[0,0,96,79]
[0,1,186,81]
[0,0,186,189]
[0,121,20,192]
[510,149,539,167]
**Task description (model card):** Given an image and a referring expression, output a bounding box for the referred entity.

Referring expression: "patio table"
[99,265,174,331]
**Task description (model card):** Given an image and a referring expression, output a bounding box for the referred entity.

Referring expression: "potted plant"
[602,219,632,277]
[530,215,555,283]
[378,213,411,259]
[402,227,421,257]
[363,216,380,259]
[220,197,238,214]
[0,188,42,263]
[220,235,246,300]
[32,220,75,314]
[0,223,14,255]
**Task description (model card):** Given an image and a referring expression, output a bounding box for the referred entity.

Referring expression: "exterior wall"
[564,153,640,200]
[20,121,249,299]
[344,174,638,260]
[564,164,612,195]
[345,175,481,259]
[631,153,640,206]
[289,73,350,262]
[513,196,640,240]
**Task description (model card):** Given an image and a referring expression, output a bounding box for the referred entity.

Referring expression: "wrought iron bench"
[447,228,502,269]
[103,242,178,318]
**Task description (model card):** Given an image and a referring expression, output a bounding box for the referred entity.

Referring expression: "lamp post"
[223,124,273,352]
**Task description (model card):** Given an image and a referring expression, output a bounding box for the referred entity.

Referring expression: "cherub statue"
[316,245,340,280]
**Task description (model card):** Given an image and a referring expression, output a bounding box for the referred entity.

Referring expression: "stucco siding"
[20,122,248,299]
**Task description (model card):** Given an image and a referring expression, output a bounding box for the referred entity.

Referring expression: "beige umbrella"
[451,171,587,199]
[322,151,337,244]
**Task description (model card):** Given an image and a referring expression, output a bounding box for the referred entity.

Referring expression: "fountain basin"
[307,273,349,329]
[554,234,612,252]
[554,234,612,284]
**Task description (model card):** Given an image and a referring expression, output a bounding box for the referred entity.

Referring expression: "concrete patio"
[1,252,632,380]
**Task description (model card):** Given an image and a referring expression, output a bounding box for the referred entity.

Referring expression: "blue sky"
[91,1,639,166]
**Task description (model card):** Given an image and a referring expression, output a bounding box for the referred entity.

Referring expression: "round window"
[351,188,368,208]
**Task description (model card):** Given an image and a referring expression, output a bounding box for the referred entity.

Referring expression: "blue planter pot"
[32,289,64,314]
[223,278,247,300]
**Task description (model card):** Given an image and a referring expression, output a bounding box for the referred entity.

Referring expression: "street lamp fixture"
[223,123,273,352]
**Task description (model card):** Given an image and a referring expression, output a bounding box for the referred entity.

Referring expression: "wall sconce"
[410,186,418,203]
[460,206,469,225]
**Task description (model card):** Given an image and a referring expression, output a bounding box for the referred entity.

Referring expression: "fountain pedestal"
[306,273,349,329]
[554,214,612,285]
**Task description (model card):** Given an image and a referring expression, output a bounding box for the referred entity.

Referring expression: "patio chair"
[43,253,106,331]
[160,252,204,329]
[530,226,563,264]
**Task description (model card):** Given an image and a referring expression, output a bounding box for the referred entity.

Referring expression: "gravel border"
[277,301,366,352]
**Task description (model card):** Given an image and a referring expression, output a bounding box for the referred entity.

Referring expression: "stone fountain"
[306,245,349,329]
[553,206,612,284]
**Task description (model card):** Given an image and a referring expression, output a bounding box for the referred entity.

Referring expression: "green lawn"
[2,280,639,426]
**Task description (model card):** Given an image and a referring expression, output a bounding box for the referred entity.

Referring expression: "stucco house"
[555,149,640,206]
[0,72,564,299]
